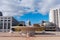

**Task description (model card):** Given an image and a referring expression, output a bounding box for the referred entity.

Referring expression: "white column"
[6,18,8,32]
[9,17,12,33]
[58,9,60,28]
[10,17,12,30]
[3,17,4,32]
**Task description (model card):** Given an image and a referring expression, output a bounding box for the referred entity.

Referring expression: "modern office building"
[0,11,19,32]
[0,16,12,32]
[49,8,60,29]
[12,17,19,26]
[0,16,19,32]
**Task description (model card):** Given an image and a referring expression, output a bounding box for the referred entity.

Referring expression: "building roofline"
[50,7,60,10]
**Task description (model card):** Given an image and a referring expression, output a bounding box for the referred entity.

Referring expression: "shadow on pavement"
[35,33,56,35]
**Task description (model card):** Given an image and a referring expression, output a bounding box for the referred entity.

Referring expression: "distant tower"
[26,20,31,26]
[0,12,3,16]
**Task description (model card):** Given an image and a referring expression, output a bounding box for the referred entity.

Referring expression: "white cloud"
[0,0,60,16]
[0,0,34,16]
[38,0,60,14]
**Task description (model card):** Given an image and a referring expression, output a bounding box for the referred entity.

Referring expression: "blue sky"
[14,12,49,24]
[0,0,60,24]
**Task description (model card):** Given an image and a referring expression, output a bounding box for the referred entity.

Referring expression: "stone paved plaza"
[0,31,60,40]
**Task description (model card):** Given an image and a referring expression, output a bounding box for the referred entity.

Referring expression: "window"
[0,23,3,29]
[8,23,10,29]
[4,20,7,23]
[8,17,10,19]
[5,20,7,21]
[1,20,3,21]
[1,17,3,19]
[4,23,7,29]
[8,20,10,21]
[5,17,7,19]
